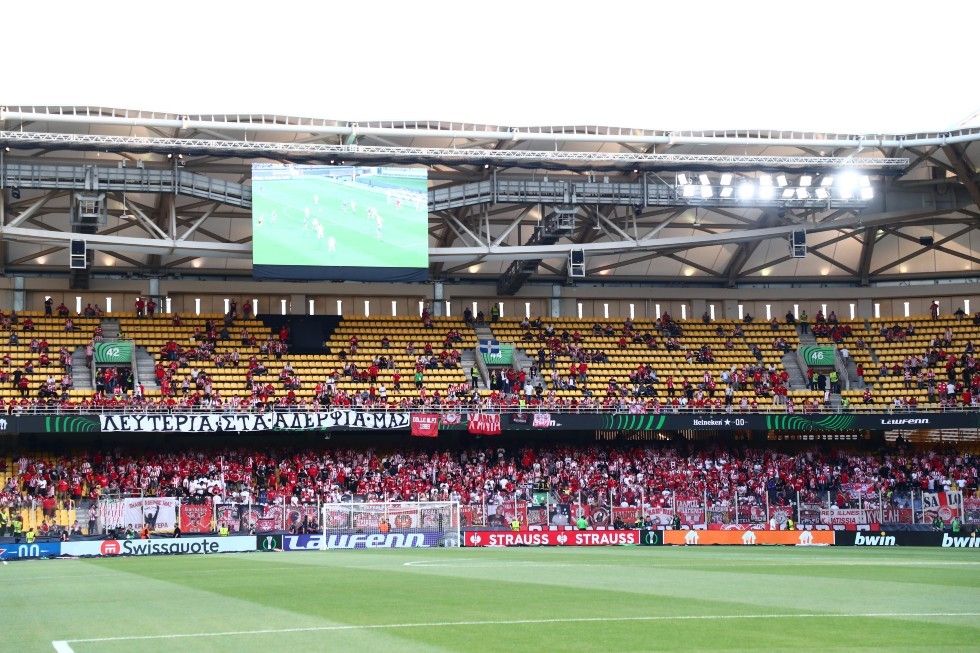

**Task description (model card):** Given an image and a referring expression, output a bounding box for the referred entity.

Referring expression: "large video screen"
[251,164,429,281]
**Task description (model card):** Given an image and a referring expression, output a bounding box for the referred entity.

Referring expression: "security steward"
[219,523,230,537]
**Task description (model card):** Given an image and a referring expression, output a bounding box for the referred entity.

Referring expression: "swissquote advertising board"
[60,536,256,557]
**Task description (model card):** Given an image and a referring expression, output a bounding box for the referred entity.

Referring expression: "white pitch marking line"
[403,560,582,568]
[55,612,980,646]
[51,641,74,653]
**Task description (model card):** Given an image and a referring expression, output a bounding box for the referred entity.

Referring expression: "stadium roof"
[1,1,978,289]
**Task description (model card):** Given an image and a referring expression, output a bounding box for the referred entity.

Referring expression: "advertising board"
[835,531,980,547]
[0,542,61,560]
[60,536,256,557]
[464,530,640,547]
[663,530,834,546]
[282,532,449,550]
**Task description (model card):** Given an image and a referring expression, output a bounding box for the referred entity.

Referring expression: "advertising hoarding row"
[3,409,976,435]
[1,528,976,562]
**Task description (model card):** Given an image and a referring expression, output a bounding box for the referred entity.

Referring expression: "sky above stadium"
[5,0,978,134]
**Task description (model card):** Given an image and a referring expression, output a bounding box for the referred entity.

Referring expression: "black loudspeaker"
[70,240,87,269]
[568,249,585,278]
[918,236,934,246]
[790,230,806,258]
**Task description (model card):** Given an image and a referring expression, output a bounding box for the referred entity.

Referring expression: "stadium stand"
[0,301,976,412]
[1,444,975,534]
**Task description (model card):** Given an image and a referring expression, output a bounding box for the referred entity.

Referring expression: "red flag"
[467,412,502,435]
[179,498,213,533]
[411,413,440,438]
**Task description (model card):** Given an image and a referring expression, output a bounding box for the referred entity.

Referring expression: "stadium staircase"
[70,347,93,391]
[135,348,159,390]
[483,321,537,385]
[473,323,494,341]
[781,352,808,389]
[843,357,864,388]
[101,318,120,339]
[470,322,502,389]
[460,348,484,389]
[797,325,816,345]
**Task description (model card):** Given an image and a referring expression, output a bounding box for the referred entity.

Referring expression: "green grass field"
[7,547,979,652]
[252,171,428,269]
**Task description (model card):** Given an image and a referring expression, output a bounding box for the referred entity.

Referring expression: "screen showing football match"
[251,164,429,281]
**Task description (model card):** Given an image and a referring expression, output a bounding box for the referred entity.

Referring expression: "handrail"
[5,404,979,416]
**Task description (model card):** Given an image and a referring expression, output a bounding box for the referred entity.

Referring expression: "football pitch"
[6,547,979,653]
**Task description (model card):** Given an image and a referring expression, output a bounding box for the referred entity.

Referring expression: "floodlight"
[720,173,733,186]
[698,174,710,185]
[776,174,788,187]
[700,185,714,198]
[781,188,794,199]
[720,187,734,198]
[677,174,690,186]
[737,182,755,200]
[860,186,874,200]
[859,175,871,188]
[759,174,773,187]
[815,188,829,199]
[837,171,858,198]
[799,175,812,187]
[683,185,697,197]
[759,185,775,200]
[820,176,834,187]
[795,187,808,199]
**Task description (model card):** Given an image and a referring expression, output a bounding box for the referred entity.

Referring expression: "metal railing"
[7,403,980,416]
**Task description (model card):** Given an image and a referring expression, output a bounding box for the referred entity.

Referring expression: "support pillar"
[722,299,739,320]
[692,299,708,322]
[13,276,25,312]
[432,282,445,317]
[550,284,561,318]
[857,298,874,320]
[148,278,160,300]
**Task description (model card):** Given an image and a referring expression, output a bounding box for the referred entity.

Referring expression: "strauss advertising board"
[465,530,641,547]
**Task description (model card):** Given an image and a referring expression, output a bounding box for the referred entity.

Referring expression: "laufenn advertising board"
[282,532,446,550]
